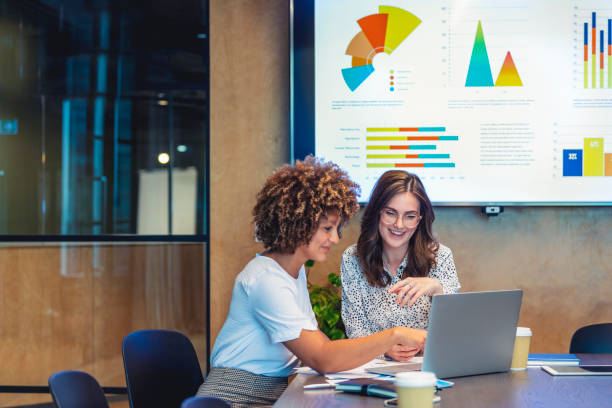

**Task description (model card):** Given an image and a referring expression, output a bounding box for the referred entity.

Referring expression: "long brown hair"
[357,170,438,287]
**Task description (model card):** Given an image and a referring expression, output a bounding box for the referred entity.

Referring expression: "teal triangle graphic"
[465,21,494,87]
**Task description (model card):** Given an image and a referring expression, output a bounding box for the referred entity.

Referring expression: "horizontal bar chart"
[367,163,456,168]
[367,154,450,159]
[367,127,446,132]
[367,145,437,150]
[367,136,459,141]
[365,124,457,170]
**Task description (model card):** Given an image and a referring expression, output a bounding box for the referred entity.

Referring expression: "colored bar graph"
[367,154,450,159]
[367,136,458,141]
[592,12,596,88]
[584,138,604,176]
[601,30,605,87]
[585,23,589,88]
[367,145,436,150]
[582,13,612,88]
[366,163,455,168]
[606,153,612,176]
[367,127,446,132]
[563,149,583,176]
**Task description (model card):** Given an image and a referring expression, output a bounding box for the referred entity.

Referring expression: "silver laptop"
[366,290,522,379]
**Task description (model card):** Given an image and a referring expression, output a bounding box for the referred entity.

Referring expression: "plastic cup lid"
[516,327,532,336]
[394,371,437,387]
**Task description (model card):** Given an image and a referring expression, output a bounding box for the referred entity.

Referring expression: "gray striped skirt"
[196,367,288,407]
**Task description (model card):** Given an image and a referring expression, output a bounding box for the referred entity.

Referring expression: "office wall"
[0,243,206,406]
[210,0,612,353]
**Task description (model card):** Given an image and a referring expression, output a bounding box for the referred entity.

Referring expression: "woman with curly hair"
[197,158,427,407]
[341,170,460,362]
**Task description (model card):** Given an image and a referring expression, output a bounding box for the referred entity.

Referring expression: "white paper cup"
[395,371,437,408]
[510,327,532,370]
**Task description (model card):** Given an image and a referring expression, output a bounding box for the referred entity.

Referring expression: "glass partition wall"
[0,1,209,405]
[0,0,208,236]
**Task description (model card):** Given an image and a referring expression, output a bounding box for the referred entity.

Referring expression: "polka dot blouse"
[340,243,461,338]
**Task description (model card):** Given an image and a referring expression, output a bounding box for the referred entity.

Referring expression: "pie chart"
[342,6,421,91]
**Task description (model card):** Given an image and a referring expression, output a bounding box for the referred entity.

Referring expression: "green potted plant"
[306,260,347,340]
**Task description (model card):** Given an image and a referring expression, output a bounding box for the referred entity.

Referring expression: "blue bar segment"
[608,19,611,45]
[593,12,596,29]
[601,30,604,52]
[418,127,446,132]
[418,154,450,159]
[563,149,583,176]
[584,23,588,46]
[409,145,437,150]
[438,136,459,140]
[424,163,456,168]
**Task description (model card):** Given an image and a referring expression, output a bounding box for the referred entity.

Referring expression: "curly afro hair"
[253,156,360,253]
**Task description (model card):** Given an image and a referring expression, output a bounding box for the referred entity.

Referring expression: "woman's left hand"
[388,277,443,307]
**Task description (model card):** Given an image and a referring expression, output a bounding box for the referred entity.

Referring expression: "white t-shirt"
[211,255,318,377]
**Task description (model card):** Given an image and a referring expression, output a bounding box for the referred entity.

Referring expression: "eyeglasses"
[380,208,422,227]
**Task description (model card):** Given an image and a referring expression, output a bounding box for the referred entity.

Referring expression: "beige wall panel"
[209,0,290,341]
[0,243,206,398]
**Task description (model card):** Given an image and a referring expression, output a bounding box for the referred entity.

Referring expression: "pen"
[303,383,336,390]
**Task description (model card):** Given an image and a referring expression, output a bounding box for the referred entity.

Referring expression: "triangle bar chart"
[342,6,421,91]
[465,20,523,87]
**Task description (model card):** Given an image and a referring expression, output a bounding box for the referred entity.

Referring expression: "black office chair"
[181,396,231,408]
[48,370,109,408]
[122,329,205,408]
[569,323,612,353]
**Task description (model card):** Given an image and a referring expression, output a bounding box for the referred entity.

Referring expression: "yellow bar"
[367,136,406,141]
[366,163,395,168]
[605,153,612,176]
[367,154,405,158]
[367,127,400,132]
[584,138,604,176]
[592,54,596,88]
[366,145,390,150]
[584,61,588,88]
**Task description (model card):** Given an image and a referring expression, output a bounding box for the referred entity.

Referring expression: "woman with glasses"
[197,158,427,407]
[341,170,460,362]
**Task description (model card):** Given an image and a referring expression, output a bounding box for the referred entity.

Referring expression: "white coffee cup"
[395,371,437,408]
[510,327,532,370]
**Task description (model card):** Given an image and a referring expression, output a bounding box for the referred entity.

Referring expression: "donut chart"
[341,6,421,91]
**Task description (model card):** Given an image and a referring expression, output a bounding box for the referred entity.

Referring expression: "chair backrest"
[181,396,231,408]
[49,370,109,408]
[569,323,612,353]
[122,330,205,408]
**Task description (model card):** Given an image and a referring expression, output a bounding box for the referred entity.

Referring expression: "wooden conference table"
[274,354,612,407]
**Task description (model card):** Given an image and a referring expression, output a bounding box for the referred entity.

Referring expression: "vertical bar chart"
[583,11,612,88]
[562,137,610,177]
